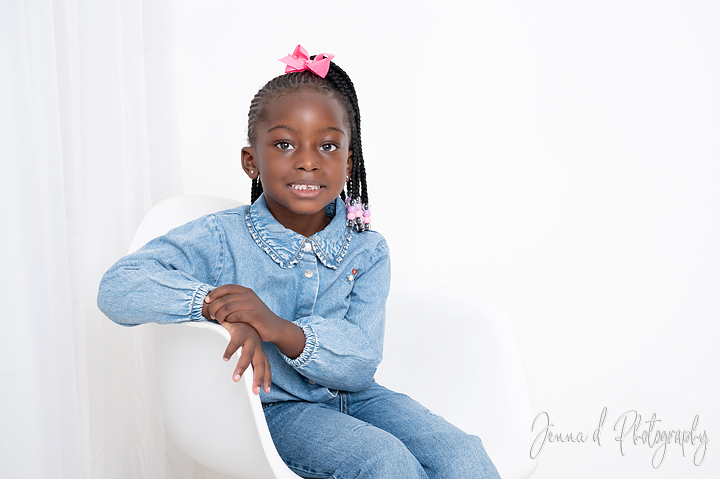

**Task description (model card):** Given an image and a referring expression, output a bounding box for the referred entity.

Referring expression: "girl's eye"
[275,141,294,151]
[321,143,338,152]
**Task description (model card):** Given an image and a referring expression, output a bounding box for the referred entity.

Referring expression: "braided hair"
[246,60,368,211]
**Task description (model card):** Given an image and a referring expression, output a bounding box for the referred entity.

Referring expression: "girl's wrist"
[271,319,306,360]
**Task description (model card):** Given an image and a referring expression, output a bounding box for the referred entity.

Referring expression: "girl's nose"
[296,148,321,171]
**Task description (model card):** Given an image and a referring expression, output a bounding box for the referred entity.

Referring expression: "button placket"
[295,252,319,319]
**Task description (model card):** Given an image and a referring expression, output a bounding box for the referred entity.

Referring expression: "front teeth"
[291,184,320,191]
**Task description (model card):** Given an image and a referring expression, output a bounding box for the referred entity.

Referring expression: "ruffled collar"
[245,194,352,270]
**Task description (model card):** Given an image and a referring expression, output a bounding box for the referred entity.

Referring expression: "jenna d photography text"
[530,407,709,468]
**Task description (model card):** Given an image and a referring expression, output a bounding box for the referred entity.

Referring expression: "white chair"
[129,195,538,479]
[377,284,539,479]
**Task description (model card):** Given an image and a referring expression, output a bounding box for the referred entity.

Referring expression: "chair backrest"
[128,195,244,253]
[377,284,538,479]
[153,321,299,478]
[130,195,301,479]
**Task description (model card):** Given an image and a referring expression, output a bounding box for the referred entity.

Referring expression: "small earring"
[251,170,254,174]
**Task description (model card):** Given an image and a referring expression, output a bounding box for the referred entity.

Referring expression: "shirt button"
[304,270,313,278]
[309,380,316,385]
[303,242,312,252]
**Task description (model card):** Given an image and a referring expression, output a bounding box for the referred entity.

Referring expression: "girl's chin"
[265,188,343,216]
[270,198,332,217]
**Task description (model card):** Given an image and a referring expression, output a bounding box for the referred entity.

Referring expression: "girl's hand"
[203,284,306,360]
[203,284,282,341]
[220,321,271,395]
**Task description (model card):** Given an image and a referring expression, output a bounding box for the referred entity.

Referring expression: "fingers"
[205,289,254,323]
[252,353,272,395]
[215,298,252,324]
[231,340,254,383]
[204,284,250,305]
[264,356,272,393]
[223,333,241,362]
[229,343,273,394]
[222,323,271,394]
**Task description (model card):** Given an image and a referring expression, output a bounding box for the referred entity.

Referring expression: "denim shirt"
[97,195,391,404]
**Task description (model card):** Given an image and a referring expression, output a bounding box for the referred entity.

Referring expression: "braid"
[251,177,263,203]
[324,63,368,204]
[246,59,369,211]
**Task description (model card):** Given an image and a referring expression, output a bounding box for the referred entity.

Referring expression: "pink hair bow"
[279,45,335,78]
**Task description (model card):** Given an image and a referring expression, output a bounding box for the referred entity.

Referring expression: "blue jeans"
[263,382,502,479]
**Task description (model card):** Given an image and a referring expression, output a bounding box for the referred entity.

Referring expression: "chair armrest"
[152,320,301,478]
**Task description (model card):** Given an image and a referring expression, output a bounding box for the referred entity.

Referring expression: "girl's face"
[241,89,353,237]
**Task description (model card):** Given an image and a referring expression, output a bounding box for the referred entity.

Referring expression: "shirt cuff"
[280,323,317,368]
[191,283,213,321]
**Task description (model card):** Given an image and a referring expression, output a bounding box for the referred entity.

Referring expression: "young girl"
[98,45,501,479]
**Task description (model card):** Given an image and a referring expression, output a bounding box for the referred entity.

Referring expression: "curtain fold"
[1,1,183,477]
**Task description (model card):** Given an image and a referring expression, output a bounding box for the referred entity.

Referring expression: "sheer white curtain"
[1,0,185,477]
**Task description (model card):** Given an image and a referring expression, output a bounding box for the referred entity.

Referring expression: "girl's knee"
[432,435,501,479]
[339,426,426,479]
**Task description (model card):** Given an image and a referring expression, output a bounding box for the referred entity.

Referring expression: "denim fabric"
[98,194,501,477]
[98,195,390,403]
[263,382,501,479]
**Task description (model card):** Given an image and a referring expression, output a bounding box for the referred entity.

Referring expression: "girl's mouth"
[288,183,324,198]
[290,184,321,191]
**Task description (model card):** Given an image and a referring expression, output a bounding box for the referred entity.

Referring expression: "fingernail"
[234,373,240,381]
[223,357,229,362]
[210,315,215,320]
[205,295,211,303]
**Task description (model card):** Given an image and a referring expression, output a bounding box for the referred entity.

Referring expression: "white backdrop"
[175,1,719,478]
[2,1,718,478]
[1,0,181,477]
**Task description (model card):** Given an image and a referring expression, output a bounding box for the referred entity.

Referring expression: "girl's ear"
[241,147,259,179]
[346,151,353,180]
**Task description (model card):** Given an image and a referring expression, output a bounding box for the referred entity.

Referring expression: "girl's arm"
[203,285,307,360]
[97,214,224,326]
[286,241,390,392]
[207,241,391,392]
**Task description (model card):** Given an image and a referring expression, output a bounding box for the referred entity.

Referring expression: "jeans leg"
[347,382,502,479]
[263,399,429,479]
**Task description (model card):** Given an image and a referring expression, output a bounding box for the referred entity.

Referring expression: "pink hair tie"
[279,45,335,78]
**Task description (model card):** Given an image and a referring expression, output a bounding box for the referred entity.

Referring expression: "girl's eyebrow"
[266,124,346,136]
[267,124,296,133]
[321,126,346,136]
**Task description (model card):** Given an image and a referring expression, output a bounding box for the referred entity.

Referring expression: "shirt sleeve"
[97,214,225,326]
[279,241,391,392]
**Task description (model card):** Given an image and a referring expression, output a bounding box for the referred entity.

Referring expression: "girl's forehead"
[262,89,349,127]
